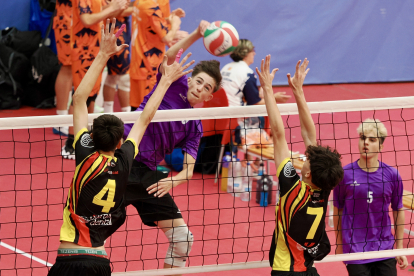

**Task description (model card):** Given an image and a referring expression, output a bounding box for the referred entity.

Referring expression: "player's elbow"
[72,92,83,106]
[80,14,94,28]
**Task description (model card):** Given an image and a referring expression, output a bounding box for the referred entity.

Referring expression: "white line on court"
[0,241,53,267]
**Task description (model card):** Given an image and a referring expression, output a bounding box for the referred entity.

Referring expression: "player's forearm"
[120,6,133,17]
[162,23,180,47]
[80,8,117,27]
[138,79,171,126]
[171,165,194,187]
[165,29,200,64]
[73,52,109,104]
[294,91,316,146]
[333,207,343,253]
[263,88,285,139]
[393,209,405,249]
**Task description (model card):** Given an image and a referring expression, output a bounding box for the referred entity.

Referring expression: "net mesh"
[0,97,413,276]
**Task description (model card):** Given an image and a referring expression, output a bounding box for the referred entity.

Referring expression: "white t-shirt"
[221,61,261,107]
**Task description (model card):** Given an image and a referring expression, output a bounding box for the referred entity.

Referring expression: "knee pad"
[117,74,130,92]
[104,74,118,89]
[164,225,194,267]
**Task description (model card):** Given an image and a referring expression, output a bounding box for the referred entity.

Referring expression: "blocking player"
[130,0,185,110]
[333,119,407,276]
[53,0,73,135]
[122,20,221,273]
[102,0,134,113]
[61,0,129,158]
[48,18,194,276]
[256,55,344,276]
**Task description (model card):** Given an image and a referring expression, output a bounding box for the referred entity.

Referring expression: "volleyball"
[203,21,239,56]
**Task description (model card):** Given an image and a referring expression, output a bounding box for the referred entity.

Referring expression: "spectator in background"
[61,0,129,159]
[333,119,407,276]
[53,0,73,135]
[220,39,290,155]
[129,0,186,110]
[102,0,134,113]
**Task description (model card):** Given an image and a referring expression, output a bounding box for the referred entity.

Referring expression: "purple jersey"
[333,160,403,264]
[124,72,203,171]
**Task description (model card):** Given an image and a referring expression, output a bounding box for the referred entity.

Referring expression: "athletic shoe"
[53,127,69,136]
[61,145,75,160]
[94,104,104,113]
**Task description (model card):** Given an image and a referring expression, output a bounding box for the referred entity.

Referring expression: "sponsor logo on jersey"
[81,214,112,226]
[182,120,189,124]
[350,180,360,186]
[179,93,187,102]
[81,133,94,148]
[284,162,295,178]
[297,242,320,255]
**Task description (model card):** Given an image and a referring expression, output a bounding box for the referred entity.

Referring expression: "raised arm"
[287,59,316,147]
[80,0,128,28]
[256,55,290,169]
[163,20,209,66]
[127,51,195,146]
[73,18,128,135]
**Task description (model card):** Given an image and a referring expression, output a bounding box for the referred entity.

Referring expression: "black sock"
[66,134,74,148]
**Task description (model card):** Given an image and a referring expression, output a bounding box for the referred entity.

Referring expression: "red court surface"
[0,82,413,276]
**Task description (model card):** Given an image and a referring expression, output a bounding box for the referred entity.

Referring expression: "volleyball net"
[0,96,413,275]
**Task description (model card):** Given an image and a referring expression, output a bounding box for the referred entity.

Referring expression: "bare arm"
[127,52,195,145]
[147,153,195,197]
[80,0,128,27]
[287,59,316,147]
[163,20,209,66]
[393,209,408,269]
[333,206,343,254]
[256,55,290,169]
[254,92,290,105]
[161,15,181,47]
[73,18,128,135]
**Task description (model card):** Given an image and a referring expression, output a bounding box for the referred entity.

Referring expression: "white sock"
[104,101,114,113]
[56,110,68,116]
[121,106,131,112]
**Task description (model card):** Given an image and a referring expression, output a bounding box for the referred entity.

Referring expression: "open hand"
[171,8,185,18]
[197,20,210,37]
[287,58,309,95]
[161,50,194,83]
[274,92,291,103]
[255,55,278,91]
[147,179,174,197]
[396,255,408,270]
[100,18,129,57]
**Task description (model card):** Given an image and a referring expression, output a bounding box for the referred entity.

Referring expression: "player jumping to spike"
[256,55,344,276]
[48,18,194,276]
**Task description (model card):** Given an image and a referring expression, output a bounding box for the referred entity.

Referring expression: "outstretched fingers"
[179,52,192,66]
[270,68,279,78]
[105,18,110,36]
[110,18,116,35]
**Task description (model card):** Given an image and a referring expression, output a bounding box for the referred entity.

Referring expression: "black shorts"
[346,258,397,276]
[47,255,110,276]
[271,267,319,276]
[125,160,183,227]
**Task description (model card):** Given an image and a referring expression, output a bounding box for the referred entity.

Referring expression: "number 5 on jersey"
[93,179,116,212]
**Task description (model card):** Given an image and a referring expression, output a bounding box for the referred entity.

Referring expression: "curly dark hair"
[92,114,124,152]
[191,60,222,92]
[305,145,344,190]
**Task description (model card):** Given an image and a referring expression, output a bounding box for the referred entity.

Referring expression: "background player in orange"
[53,0,73,135]
[102,0,134,113]
[61,0,129,158]
[129,0,186,110]
[257,55,344,276]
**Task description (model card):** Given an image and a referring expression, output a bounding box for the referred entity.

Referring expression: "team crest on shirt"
[81,133,94,148]
[283,162,295,177]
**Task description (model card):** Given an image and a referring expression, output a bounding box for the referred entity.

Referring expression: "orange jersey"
[54,0,73,65]
[130,0,171,80]
[71,0,102,94]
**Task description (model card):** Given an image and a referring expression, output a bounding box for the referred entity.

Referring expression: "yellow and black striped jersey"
[60,128,138,247]
[270,158,331,273]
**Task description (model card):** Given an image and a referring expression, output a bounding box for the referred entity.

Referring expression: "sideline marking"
[0,241,53,267]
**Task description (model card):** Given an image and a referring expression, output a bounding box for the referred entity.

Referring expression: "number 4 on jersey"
[93,179,116,212]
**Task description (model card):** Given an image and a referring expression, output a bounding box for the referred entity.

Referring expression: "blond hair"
[357,118,387,144]
[230,39,254,62]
